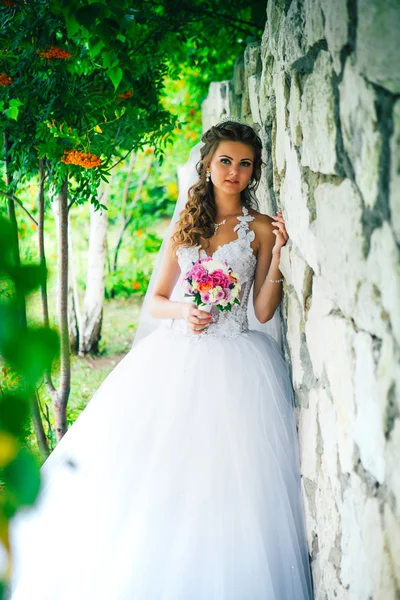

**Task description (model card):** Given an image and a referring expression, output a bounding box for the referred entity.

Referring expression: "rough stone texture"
[299,50,337,174]
[339,60,382,209]
[390,100,400,244]
[314,179,365,316]
[201,81,231,132]
[320,0,348,75]
[356,0,400,94]
[202,0,400,596]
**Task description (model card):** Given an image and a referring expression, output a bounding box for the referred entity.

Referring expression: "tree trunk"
[79,180,111,355]
[52,196,79,352]
[3,131,26,329]
[67,224,80,353]
[54,179,70,441]
[35,159,51,457]
[30,391,50,460]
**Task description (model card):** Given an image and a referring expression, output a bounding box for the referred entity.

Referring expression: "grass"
[29,295,144,460]
[68,295,143,410]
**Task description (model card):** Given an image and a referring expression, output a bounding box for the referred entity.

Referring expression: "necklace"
[213,207,243,235]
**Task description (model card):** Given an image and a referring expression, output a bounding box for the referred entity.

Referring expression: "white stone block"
[315,465,341,587]
[266,0,284,58]
[298,388,319,480]
[390,100,400,245]
[362,497,386,598]
[277,0,306,68]
[288,73,302,147]
[321,0,348,74]
[324,317,357,475]
[307,303,357,474]
[274,70,288,174]
[201,81,231,132]
[305,275,336,380]
[353,332,386,482]
[356,0,400,94]
[304,0,325,49]
[286,295,305,390]
[280,131,319,272]
[299,50,337,175]
[318,386,340,499]
[383,504,400,590]
[314,179,365,316]
[248,74,262,125]
[385,419,400,521]
[339,60,382,209]
[353,279,389,340]
[366,222,400,346]
[341,473,373,598]
[300,477,316,555]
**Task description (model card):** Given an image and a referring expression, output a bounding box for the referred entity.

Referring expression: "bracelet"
[266,276,284,283]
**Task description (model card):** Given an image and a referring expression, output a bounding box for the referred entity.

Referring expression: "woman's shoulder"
[247,208,274,231]
[247,208,275,253]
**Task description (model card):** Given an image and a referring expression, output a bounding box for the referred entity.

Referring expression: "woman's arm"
[252,215,285,324]
[148,231,213,332]
[148,229,186,320]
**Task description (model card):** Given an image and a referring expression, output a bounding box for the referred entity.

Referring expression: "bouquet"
[182,257,241,312]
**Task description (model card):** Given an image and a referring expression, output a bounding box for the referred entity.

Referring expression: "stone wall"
[202,1,400,597]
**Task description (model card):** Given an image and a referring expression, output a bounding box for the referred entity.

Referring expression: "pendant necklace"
[213,207,242,236]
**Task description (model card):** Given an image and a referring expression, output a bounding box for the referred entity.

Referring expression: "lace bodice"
[165,205,257,341]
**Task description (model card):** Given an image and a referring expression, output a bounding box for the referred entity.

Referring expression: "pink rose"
[190,264,209,283]
[211,269,230,288]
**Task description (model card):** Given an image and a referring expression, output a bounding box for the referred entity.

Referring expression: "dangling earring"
[205,170,211,183]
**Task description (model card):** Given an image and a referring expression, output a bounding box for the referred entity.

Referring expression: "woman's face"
[208,140,255,193]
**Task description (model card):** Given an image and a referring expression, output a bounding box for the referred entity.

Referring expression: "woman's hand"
[271,211,289,255]
[181,303,213,335]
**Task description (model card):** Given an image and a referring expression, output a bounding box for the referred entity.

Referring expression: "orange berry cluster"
[3,0,16,6]
[0,73,13,86]
[61,150,102,169]
[117,90,133,99]
[37,46,72,60]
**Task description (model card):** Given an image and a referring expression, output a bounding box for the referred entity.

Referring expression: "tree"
[0,0,264,440]
[79,179,112,355]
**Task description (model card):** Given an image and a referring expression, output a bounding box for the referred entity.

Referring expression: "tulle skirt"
[7,326,313,599]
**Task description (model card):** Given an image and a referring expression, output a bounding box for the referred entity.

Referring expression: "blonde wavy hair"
[171,121,264,254]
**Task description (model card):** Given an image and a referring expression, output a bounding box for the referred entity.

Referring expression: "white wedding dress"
[7,205,313,599]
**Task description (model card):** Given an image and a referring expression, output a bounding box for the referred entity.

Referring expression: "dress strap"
[233,205,255,236]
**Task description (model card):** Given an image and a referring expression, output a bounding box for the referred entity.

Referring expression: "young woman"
[7,119,313,599]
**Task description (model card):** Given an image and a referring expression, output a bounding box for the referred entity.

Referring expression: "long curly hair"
[171,121,264,254]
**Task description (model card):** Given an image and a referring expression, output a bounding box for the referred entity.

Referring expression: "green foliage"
[0,0,180,204]
[106,229,162,297]
[0,215,59,582]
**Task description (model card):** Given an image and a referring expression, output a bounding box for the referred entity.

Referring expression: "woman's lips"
[225,180,239,184]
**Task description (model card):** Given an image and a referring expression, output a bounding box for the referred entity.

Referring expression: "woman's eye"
[220,159,251,167]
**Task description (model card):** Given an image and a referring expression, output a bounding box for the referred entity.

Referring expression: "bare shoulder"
[247,208,274,246]
[247,208,275,255]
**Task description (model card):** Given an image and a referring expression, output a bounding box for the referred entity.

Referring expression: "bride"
[7,118,313,599]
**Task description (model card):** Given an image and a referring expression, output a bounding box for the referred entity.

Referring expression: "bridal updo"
[171,120,264,254]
